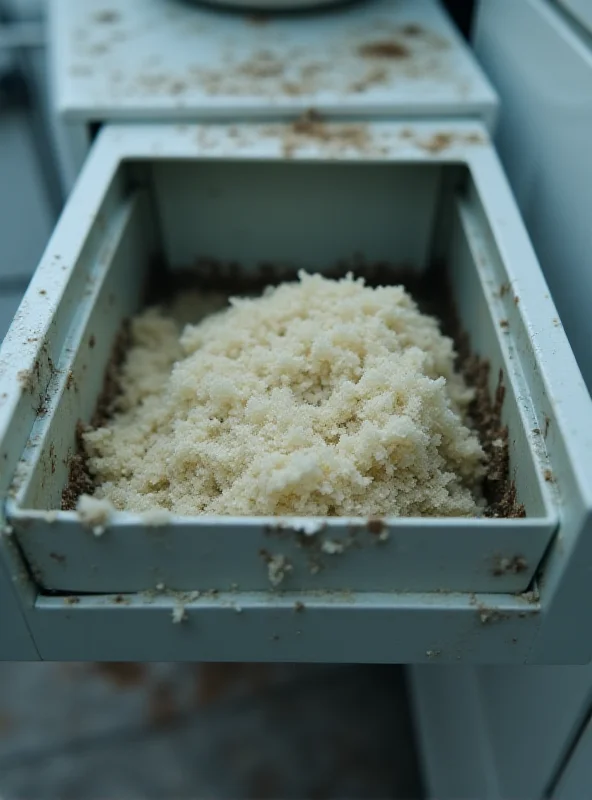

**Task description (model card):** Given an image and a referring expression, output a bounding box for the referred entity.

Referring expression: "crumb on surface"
[321,539,345,555]
[76,494,114,536]
[81,273,486,518]
[141,508,172,526]
[267,554,292,587]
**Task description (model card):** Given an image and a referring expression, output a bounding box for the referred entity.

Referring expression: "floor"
[0,79,422,800]
[0,663,422,799]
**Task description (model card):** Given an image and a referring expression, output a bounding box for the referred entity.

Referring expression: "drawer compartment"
[2,120,557,595]
[1,120,590,663]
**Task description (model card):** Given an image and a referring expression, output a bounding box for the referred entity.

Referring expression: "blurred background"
[0,662,422,799]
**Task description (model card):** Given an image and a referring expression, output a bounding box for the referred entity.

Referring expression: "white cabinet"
[474,0,592,392]
[2,0,592,665]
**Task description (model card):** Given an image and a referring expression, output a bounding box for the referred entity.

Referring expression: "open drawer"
[1,120,591,663]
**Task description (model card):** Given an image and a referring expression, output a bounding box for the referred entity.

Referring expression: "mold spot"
[49,552,66,565]
[89,335,96,349]
[294,601,305,613]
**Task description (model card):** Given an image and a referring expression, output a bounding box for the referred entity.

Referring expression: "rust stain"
[358,41,410,59]
[544,469,555,483]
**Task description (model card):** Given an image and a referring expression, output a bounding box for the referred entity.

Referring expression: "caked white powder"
[83,272,486,517]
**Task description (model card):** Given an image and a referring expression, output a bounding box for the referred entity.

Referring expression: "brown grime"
[418,133,453,154]
[358,41,410,59]
[367,518,386,535]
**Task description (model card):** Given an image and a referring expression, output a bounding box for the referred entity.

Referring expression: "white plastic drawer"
[49,0,498,191]
[1,120,591,663]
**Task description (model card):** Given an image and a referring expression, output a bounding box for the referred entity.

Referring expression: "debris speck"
[64,596,80,605]
[267,554,292,587]
[418,133,453,154]
[358,41,409,59]
[286,519,325,536]
[172,604,187,624]
[76,495,114,536]
[321,539,345,555]
[294,601,305,613]
[141,508,172,526]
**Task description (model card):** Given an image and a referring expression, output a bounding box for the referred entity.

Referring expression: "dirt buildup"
[282,110,372,158]
[62,261,523,518]
[358,41,410,59]
[61,442,95,511]
[61,324,130,511]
